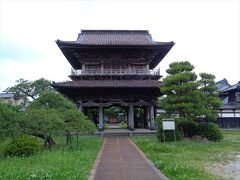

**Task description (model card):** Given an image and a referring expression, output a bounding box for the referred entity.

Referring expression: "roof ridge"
[81,30,149,34]
[216,78,228,84]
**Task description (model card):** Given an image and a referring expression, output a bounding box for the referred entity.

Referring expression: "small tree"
[25,91,96,148]
[23,109,63,148]
[160,61,204,121]
[62,109,96,147]
[198,73,222,121]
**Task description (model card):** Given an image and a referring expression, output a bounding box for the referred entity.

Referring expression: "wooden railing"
[74,68,160,76]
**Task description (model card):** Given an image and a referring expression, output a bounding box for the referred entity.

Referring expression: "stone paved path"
[92,137,168,180]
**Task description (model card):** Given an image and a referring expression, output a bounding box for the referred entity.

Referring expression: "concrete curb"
[128,138,169,180]
[88,138,106,180]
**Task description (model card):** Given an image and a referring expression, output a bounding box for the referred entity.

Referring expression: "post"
[128,104,134,130]
[233,109,236,128]
[150,105,155,130]
[99,104,103,130]
[101,64,103,75]
[143,107,148,128]
[82,64,85,74]
[146,106,151,129]
[78,100,82,112]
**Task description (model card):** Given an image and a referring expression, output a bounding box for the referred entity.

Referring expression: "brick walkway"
[91,137,168,180]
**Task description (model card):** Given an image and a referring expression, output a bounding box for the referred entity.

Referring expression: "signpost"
[162,118,176,142]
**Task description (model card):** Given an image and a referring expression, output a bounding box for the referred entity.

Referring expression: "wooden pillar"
[99,104,103,130]
[82,64,85,74]
[233,109,236,128]
[128,64,131,74]
[77,100,82,112]
[150,105,155,130]
[220,110,223,128]
[143,107,148,128]
[128,104,134,130]
[101,64,104,74]
[146,106,151,129]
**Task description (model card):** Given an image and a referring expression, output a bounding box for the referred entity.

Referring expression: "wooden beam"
[80,99,152,107]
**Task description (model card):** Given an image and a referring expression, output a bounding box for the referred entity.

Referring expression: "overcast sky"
[0,0,239,92]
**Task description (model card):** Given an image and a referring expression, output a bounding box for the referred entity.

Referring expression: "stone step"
[102,131,156,137]
[103,132,130,137]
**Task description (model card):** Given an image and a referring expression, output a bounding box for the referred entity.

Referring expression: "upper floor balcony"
[72,68,160,76]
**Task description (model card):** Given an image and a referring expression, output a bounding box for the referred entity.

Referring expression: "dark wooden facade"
[217,81,240,128]
[53,30,174,130]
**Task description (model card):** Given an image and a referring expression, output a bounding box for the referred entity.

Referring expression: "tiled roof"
[215,78,231,92]
[52,80,161,88]
[220,102,240,110]
[56,30,174,46]
[0,93,14,98]
[220,81,240,93]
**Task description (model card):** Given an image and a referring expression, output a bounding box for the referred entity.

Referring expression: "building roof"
[220,81,240,93]
[52,80,161,88]
[220,102,240,110]
[56,30,174,69]
[215,78,231,92]
[57,30,174,46]
[0,93,14,98]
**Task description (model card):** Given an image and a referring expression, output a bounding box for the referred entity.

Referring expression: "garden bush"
[4,135,39,157]
[178,120,198,138]
[156,116,182,142]
[197,123,223,142]
[119,121,127,129]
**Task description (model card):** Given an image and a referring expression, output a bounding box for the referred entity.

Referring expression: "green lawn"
[133,130,240,180]
[0,136,102,180]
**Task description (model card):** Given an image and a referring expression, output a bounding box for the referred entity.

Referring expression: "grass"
[133,130,240,180]
[0,136,103,180]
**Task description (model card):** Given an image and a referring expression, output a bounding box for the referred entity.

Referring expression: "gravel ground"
[207,154,240,180]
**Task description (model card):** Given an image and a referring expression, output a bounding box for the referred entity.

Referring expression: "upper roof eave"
[52,80,162,88]
[56,40,175,49]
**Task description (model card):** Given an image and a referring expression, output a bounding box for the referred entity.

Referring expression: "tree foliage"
[4,78,53,106]
[28,91,96,132]
[160,61,222,123]
[28,91,75,111]
[2,78,97,149]
[160,61,204,121]
[23,109,63,148]
[24,91,96,147]
[198,73,222,121]
[0,102,22,138]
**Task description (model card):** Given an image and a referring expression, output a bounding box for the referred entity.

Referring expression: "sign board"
[162,118,175,130]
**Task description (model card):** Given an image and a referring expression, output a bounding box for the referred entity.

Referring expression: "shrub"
[197,123,223,142]
[4,135,39,157]
[177,120,198,138]
[156,115,182,142]
[119,121,127,129]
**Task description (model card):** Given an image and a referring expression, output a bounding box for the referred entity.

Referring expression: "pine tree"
[198,73,222,121]
[160,61,204,121]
